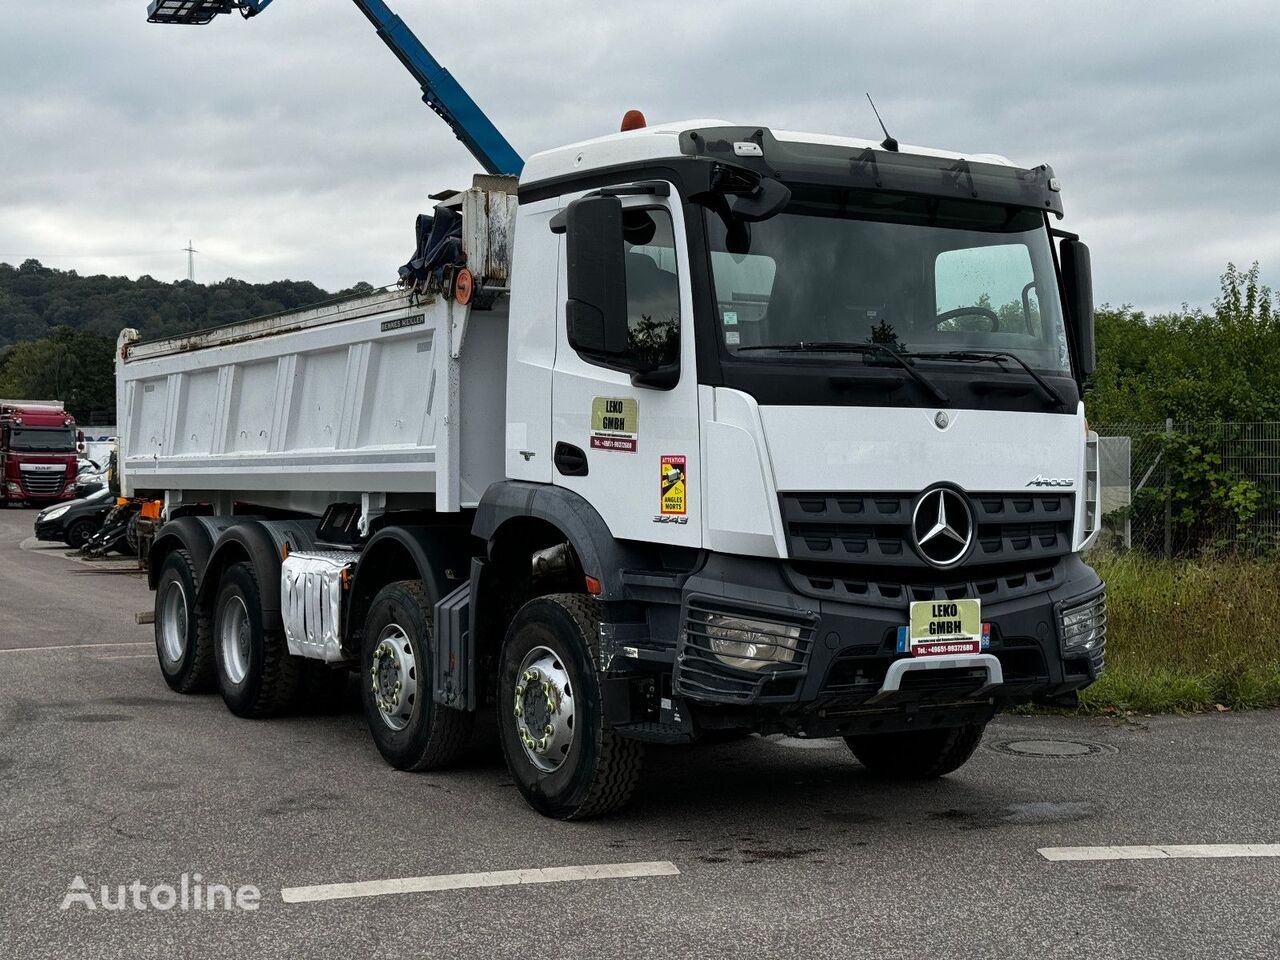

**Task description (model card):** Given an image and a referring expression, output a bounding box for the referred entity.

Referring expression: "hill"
[0,259,373,423]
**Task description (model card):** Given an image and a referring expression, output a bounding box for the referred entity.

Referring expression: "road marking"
[1039,844,1280,862]
[280,861,681,904]
[0,642,150,655]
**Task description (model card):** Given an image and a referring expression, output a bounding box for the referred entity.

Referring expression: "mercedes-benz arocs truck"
[118,119,1106,819]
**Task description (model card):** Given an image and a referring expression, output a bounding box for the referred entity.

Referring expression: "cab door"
[550,188,702,548]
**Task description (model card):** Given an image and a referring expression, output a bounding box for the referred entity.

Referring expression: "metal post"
[1163,417,1173,557]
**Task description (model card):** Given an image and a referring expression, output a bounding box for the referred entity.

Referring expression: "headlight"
[702,614,803,672]
[42,504,72,521]
[5,482,21,495]
[1060,594,1107,656]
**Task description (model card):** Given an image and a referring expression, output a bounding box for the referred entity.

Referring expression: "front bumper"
[658,552,1104,737]
[34,518,69,542]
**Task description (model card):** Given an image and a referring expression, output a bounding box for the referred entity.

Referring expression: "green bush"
[1077,553,1280,712]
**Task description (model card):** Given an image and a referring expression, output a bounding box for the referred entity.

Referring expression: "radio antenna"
[866,94,899,152]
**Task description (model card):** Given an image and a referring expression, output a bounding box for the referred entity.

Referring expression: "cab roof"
[521,118,1017,185]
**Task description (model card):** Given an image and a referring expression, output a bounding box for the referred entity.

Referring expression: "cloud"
[1,0,1277,310]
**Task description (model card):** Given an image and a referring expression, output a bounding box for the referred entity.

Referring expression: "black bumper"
[641,552,1104,738]
[34,519,69,542]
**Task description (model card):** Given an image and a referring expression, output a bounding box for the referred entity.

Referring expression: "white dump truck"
[118,117,1106,819]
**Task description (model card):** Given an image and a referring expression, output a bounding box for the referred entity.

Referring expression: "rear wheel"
[844,723,986,779]
[360,580,473,770]
[213,562,301,718]
[65,518,97,549]
[497,594,643,820]
[154,548,215,694]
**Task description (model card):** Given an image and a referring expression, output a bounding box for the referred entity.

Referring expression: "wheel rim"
[159,578,188,664]
[219,595,251,685]
[513,645,576,773]
[369,624,418,731]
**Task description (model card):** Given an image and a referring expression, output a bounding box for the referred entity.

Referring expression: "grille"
[787,562,1062,610]
[779,491,1074,569]
[21,473,66,496]
[674,600,817,704]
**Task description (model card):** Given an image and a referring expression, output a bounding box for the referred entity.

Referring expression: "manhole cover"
[990,738,1115,758]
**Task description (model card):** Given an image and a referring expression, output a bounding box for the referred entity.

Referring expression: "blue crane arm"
[146,0,524,176]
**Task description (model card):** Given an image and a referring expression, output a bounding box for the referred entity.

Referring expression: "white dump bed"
[117,283,509,514]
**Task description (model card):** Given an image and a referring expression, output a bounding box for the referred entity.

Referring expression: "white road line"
[0,642,150,655]
[280,861,681,904]
[1039,844,1280,862]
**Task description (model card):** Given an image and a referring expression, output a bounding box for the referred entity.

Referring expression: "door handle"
[554,442,589,477]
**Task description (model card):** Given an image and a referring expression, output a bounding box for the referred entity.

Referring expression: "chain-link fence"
[1093,420,1280,555]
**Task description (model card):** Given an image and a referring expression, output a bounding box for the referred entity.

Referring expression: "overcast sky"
[2,0,1277,312]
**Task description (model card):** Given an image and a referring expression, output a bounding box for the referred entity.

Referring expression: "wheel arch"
[147,516,234,591]
[194,519,318,633]
[472,482,628,600]
[344,525,476,653]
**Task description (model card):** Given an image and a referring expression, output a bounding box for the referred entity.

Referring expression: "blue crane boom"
[145,0,524,176]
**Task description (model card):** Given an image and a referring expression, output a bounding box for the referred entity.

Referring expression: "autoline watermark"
[61,874,261,912]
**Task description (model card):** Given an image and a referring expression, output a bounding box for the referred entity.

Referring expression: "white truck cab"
[122,118,1105,819]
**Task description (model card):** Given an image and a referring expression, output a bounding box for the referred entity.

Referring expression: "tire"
[844,723,987,780]
[65,518,97,549]
[497,594,643,820]
[154,548,215,694]
[213,562,301,718]
[360,580,474,771]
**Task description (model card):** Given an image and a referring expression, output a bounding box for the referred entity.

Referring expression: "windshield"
[7,426,77,452]
[706,186,1070,374]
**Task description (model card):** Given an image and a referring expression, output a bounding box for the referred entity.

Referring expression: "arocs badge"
[660,455,687,515]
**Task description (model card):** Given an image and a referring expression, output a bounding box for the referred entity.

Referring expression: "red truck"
[0,400,80,507]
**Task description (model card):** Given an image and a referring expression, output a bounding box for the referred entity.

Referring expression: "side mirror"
[564,196,629,357]
[1060,239,1096,378]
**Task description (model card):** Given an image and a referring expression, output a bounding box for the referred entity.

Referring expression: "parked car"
[74,458,109,499]
[33,488,114,548]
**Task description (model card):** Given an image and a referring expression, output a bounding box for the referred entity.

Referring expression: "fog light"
[6,482,21,495]
[702,614,803,672]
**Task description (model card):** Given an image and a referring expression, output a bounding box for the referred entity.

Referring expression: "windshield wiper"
[908,351,1066,410]
[738,341,950,405]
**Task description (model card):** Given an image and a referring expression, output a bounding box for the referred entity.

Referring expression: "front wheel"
[497,594,643,820]
[65,518,97,549]
[844,723,987,780]
[360,580,473,771]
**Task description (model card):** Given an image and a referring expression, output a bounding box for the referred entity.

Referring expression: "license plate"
[908,599,982,657]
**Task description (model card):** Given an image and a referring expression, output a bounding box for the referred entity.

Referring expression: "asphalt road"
[1,507,1278,959]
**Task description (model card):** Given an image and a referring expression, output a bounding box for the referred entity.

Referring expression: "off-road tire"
[213,561,301,718]
[360,580,474,771]
[844,723,986,779]
[498,594,643,820]
[154,548,215,694]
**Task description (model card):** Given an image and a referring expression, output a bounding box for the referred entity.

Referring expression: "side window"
[620,208,680,370]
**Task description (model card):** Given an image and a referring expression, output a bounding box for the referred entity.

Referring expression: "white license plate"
[908,599,982,657]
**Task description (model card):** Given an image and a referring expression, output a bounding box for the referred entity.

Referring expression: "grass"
[1076,552,1280,713]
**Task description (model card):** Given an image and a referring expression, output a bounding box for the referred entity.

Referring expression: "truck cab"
[0,400,80,506]
[495,120,1103,729]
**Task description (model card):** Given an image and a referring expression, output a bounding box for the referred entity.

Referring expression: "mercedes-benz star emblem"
[911,487,974,568]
